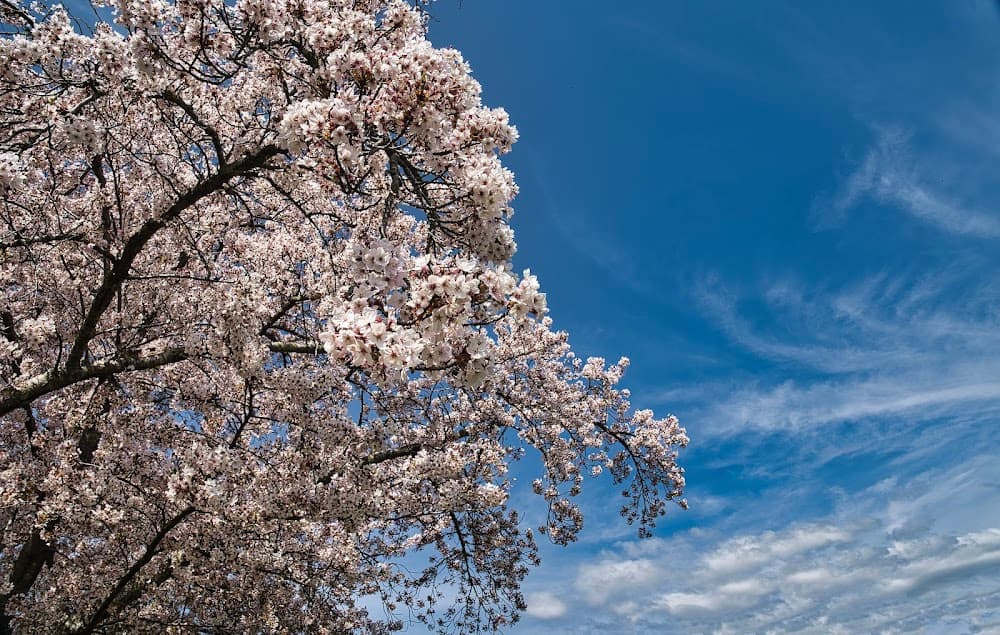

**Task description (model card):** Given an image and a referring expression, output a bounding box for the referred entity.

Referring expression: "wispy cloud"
[657,234,1000,633]
[695,277,918,374]
[819,126,1000,238]
[706,372,1000,435]
[690,270,1000,436]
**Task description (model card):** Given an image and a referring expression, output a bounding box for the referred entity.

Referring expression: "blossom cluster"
[0,153,24,194]
[317,239,546,391]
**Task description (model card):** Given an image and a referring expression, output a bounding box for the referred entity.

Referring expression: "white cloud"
[561,452,1000,633]
[658,591,727,614]
[575,520,1000,631]
[693,280,897,374]
[704,526,850,575]
[524,591,567,620]
[574,558,659,606]
[784,568,834,585]
[885,548,1000,595]
[882,454,1000,536]
[639,267,1000,632]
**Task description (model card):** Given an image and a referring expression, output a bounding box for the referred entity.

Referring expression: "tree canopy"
[0,0,687,631]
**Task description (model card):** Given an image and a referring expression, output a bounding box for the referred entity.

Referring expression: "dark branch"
[0,339,327,417]
[74,506,196,635]
[65,144,282,370]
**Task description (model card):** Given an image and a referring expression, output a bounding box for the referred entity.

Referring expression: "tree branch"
[73,506,196,635]
[65,144,282,370]
[0,339,328,417]
[0,523,55,633]
[154,90,227,165]
[0,347,188,417]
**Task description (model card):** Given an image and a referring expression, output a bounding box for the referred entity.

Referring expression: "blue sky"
[426,1,1000,632]
[50,0,1000,630]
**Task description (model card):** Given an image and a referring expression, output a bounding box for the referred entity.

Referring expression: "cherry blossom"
[0,0,687,631]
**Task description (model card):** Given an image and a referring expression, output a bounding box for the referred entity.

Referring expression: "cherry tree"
[0,0,687,631]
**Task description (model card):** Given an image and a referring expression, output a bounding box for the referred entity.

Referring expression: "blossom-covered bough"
[0,0,687,631]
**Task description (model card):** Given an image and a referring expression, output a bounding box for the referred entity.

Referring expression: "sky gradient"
[425,1,1000,633]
